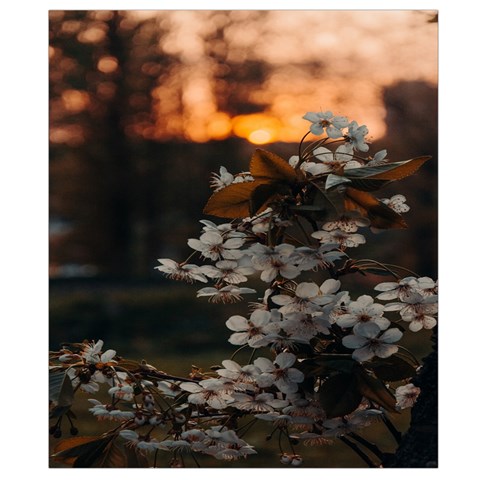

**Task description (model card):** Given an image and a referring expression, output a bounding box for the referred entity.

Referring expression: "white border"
[2,1,477,478]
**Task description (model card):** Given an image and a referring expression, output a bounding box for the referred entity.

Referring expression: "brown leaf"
[250,149,298,183]
[203,180,268,218]
[52,436,112,466]
[367,156,431,181]
[344,187,407,229]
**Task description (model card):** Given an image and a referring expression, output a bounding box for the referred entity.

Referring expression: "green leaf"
[318,373,363,418]
[367,354,417,382]
[354,366,398,413]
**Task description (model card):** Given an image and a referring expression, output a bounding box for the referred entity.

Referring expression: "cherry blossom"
[302,111,349,138]
[210,166,234,191]
[342,323,403,362]
[199,259,255,284]
[380,194,410,213]
[254,352,304,394]
[395,383,421,409]
[312,228,366,248]
[180,378,233,410]
[155,259,208,283]
[335,295,390,330]
[226,309,279,347]
[249,243,301,282]
[346,121,369,152]
[196,285,256,303]
[187,231,245,261]
[271,279,341,314]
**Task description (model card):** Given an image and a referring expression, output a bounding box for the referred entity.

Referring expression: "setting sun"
[248,129,273,144]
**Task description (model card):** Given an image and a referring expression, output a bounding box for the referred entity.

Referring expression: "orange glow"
[61,89,90,113]
[232,114,282,144]
[97,56,118,74]
[248,130,273,145]
[207,112,232,140]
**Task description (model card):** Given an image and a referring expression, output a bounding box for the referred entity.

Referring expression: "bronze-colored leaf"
[250,149,298,183]
[203,180,268,218]
[354,366,398,413]
[344,187,407,229]
[367,156,431,181]
[318,373,363,418]
[52,436,111,466]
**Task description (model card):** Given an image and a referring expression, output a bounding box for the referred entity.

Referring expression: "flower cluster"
[50,110,436,468]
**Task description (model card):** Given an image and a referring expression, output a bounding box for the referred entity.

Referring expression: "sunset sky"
[136,10,437,143]
[49,10,438,146]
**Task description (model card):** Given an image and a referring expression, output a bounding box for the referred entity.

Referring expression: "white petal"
[374,344,398,359]
[228,332,250,346]
[352,345,375,362]
[353,322,381,339]
[296,282,319,299]
[275,352,296,369]
[343,334,369,349]
[320,278,341,294]
[254,357,274,372]
[226,315,248,331]
[379,328,403,343]
[180,382,203,393]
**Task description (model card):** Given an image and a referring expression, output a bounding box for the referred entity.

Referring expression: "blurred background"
[49,10,437,467]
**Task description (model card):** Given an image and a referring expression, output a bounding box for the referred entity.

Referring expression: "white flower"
[346,121,369,152]
[385,291,438,332]
[416,277,438,297]
[88,399,135,421]
[210,166,234,191]
[231,392,289,412]
[187,231,245,261]
[196,285,256,303]
[226,309,278,347]
[281,311,332,340]
[199,260,255,284]
[249,243,301,282]
[81,340,116,365]
[155,259,208,283]
[290,245,345,271]
[288,155,331,176]
[336,295,389,330]
[271,279,341,314]
[180,378,233,410]
[108,384,134,401]
[368,149,388,165]
[216,359,261,389]
[395,383,421,409]
[342,323,403,362]
[375,276,422,301]
[322,405,382,437]
[303,111,349,138]
[381,194,410,213]
[119,430,161,452]
[254,352,304,394]
[385,292,438,332]
[312,145,362,172]
[312,229,366,248]
[322,216,369,233]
